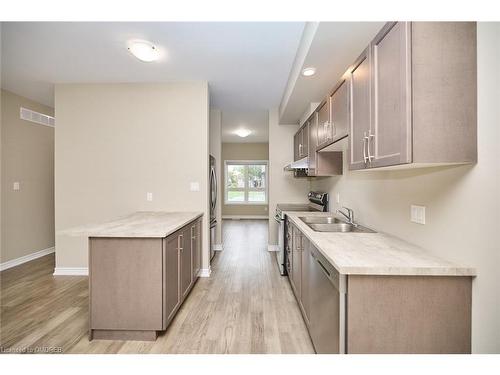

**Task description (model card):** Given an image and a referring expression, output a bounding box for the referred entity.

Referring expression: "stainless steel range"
[274,191,328,275]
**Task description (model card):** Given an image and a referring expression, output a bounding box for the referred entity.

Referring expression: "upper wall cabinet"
[291,113,343,177]
[348,22,477,171]
[329,79,350,145]
[348,46,372,170]
[316,101,331,148]
[294,124,309,161]
[316,79,350,151]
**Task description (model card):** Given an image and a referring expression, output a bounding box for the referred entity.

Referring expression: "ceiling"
[221,110,269,143]
[279,22,385,124]
[1,22,389,141]
[0,22,305,113]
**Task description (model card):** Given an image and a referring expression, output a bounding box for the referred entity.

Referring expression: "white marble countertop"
[59,211,203,238]
[285,211,476,276]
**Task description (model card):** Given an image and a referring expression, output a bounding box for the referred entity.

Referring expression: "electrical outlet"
[13,182,20,191]
[190,182,200,192]
[410,205,426,224]
[147,192,153,202]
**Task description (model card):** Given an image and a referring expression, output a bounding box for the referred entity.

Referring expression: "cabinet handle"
[317,258,331,278]
[363,132,369,163]
[327,122,332,140]
[178,234,183,252]
[367,132,375,162]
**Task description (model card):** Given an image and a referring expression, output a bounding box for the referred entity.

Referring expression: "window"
[225,160,268,205]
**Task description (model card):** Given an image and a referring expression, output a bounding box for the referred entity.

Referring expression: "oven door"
[276,217,285,275]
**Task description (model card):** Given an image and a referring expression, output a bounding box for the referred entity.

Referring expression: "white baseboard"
[0,247,55,272]
[268,245,279,252]
[198,267,211,278]
[213,243,223,251]
[222,215,269,220]
[53,267,88,276]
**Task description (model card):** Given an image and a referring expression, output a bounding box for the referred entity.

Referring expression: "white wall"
[209,108,222,245]
[268,108,310,245]
[55,83,210,272]
[310,23,500,353]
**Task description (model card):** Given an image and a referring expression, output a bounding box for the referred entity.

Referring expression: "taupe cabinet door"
[191,220,201,280]
[294,132,300,161]
[301,125,309,158]
[316,101,330,148]
[370,22,412,167]
[163,234,180,325]
[349,46,372,170]
[300,236,311,326]
[285,222,293,276]
[294,125,309,160]
[330,79,349,142]
[291,225,302,299]
[181,227,193,299]
[307,116,318,176]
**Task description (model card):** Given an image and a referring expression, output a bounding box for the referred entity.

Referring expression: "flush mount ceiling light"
[302,67,316,77]
[234,129,252,138]
[127,40,160,62]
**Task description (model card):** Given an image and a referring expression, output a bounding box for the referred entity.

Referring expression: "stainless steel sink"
[299,217,376,233]
[298,216,343,224]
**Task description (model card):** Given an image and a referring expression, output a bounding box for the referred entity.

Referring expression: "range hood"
[284,157,309,171]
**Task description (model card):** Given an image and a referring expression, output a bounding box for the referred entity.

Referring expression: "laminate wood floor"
[0,220,314,354]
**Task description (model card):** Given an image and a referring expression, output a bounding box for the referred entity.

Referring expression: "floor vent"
[20,107,55,127]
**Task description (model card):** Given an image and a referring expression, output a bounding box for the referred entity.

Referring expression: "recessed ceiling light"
[302,67,316,77]
[127,40,160,62]
[234,129,252,138]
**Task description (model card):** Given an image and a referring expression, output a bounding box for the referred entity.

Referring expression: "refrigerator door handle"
[210,167,217,211]
[213,167,217,209]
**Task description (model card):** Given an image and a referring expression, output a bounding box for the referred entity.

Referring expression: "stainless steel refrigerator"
[209,155,217,262]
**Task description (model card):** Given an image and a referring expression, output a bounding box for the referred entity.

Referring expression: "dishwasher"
[309,244,347,354]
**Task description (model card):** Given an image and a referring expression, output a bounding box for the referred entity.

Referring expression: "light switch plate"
[336,193,340,204]
[146,192,153,202]
[190,182,200,192]
[411,205,426,224]
[13,182,20,191]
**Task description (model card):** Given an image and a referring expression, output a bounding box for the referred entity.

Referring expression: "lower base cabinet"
[89,217,202,341]
[286,224,473,354]
[346,275,472,354]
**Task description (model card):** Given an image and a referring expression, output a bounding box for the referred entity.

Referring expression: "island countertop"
[285,211,476,277]
[59,211,203,238]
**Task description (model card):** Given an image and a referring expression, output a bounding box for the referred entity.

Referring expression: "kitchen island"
[71,212,203,341]
[284,211,475,354]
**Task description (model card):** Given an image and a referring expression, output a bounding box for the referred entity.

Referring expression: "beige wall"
[54,83,210,271]
[1,90,55,263]
[310,23,500,353]
[209,109,222,245]
[267,109,310,245]
[0,24,2,260]
[221,142,269,217]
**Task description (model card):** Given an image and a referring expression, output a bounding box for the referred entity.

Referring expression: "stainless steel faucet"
[336,207,356,226]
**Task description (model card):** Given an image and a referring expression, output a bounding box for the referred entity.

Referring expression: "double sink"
[299,216,376,233]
